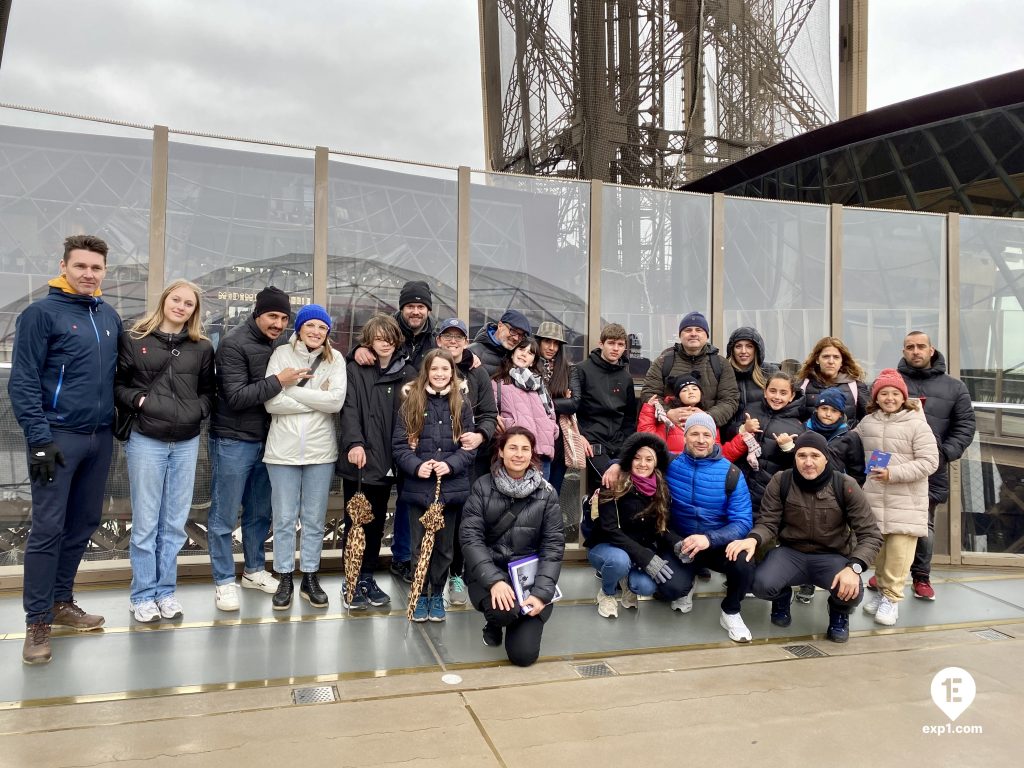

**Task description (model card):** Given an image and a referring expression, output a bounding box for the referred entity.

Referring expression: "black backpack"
[660,347,723,394]
[777,469,850,514]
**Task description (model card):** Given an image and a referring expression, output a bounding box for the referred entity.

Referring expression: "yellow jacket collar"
[49,275,102,297]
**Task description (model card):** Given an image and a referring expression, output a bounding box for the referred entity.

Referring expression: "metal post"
[587,180,603,348]
[830,203,843,335]
[457,166,471,320]
[147,126,169,312]
[313,146,329,305]
[710,193,725,349]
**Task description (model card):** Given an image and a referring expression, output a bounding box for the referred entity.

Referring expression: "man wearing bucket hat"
[534,321,580,495]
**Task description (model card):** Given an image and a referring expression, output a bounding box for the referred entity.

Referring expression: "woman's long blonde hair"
[129,279,207,342]
[400,348,465,444]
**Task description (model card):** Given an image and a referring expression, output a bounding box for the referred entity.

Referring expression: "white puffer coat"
[854,401,939,536]
[263,336,347,465]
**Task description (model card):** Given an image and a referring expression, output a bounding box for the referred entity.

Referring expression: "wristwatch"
[847,561,864,575]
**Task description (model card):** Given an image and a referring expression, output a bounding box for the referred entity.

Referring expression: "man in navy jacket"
[9,235,122,664]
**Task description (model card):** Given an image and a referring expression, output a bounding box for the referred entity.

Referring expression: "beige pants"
[873,533,919,602]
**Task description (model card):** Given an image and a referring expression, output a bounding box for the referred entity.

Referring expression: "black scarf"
[791,461,834,494]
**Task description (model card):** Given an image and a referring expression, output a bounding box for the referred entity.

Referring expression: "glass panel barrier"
[961,404,1024,556]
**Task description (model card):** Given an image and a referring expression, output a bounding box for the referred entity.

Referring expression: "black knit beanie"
[399,280,433,311]
[254,286,291,317]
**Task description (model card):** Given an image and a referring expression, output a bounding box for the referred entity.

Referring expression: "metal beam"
[147,125,169,312]
[838,0,868,120]
[710,192,725,349]
[457,166,471,321]
[313,146,329,305]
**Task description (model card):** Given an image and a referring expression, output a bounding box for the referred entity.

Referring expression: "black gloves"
[645,555,674,584]
[29,443,65,484]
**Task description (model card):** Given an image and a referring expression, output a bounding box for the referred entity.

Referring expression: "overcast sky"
[0,0,1021,171]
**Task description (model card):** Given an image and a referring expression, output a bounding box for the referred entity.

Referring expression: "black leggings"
[342,481,391,575]
[468,578,552,667]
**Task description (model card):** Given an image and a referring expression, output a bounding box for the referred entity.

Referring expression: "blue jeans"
[266,462,334,573]
[587,543,658,597]
[206,435,273,586]
[541,457,552,481]
[126,432,200,604]
[23,428,113,624]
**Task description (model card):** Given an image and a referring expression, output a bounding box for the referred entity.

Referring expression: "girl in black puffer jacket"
[393,349,476,623]
[461,426,564,667]
[115,279,215,623]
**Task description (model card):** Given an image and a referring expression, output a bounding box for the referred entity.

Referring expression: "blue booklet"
[508,555,563,611]
[866,450,892,473]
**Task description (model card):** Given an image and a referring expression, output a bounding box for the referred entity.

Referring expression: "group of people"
[9,234,976,669]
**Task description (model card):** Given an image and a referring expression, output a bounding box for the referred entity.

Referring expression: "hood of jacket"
[726,326,765,364]
[587,347,629,372]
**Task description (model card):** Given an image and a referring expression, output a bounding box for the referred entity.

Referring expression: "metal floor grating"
[971,628,1014,641]
[292,686,339,705]
[572,661,617,678]
[782,644,827,659]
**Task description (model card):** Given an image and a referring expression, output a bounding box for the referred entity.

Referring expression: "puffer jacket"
[210,316,283,441]
[751,470,882,567]
[460,473,565,603]
[263,337,346,465]
[897,351,976,503]
[854,403,939,536]
[493,378,559,458]
[335,353,417,485]
[392,387,476,506]
[640,342,739,427]
[468,324,510,376]
[10,283,122,446]
[637,400,687,453]
[799,374,869,427]
[583,487,682,569]
[721,396,805,513]
[665,446,753,547]
[115,329,215,442]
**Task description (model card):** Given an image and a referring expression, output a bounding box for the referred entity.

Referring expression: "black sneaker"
[389,560,413,584]
[795,584,816,604]
[343,580,369,610]
[361,575,391,607]
[770,594,792,627]
[826,610,850,643]
[482,622,502,647]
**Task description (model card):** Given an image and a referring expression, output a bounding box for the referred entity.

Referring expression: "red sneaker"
[913,579,936,601]
[866,575,878,591]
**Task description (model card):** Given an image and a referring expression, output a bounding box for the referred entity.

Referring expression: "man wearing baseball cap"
[469,309,532,376]
[665,411,756,642]
[207,286,308,611]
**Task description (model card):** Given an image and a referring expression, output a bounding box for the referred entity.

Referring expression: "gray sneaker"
[156,595,184,619]
[448,575,468,605]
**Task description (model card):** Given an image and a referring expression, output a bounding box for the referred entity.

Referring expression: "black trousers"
[409,502,461,595]
[675,545,756,614]
[342,481,391,575]
[468,577,553,667]
[753,546,864,614]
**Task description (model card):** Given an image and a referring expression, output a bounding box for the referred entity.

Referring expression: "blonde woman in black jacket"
[460,426,564,666]
[115,279,215,623]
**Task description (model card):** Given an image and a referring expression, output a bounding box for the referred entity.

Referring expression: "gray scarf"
[509,367,555,416]
[493,466,545,499]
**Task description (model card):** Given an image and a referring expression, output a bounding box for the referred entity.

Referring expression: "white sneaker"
[619,577,638,610]
[863,592,884,615]
[241,570,279,593]
[874,596,899,626]
[215,583,240,611]
[130,600,161,623]
[156,595,184,619]
[596,588,618,618]
[670,586,695,614]
[720,610,752,643]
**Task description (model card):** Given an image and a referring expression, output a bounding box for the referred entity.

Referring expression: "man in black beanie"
[208,286,310,611]
[726,430,882,643]
[353,279,436,371]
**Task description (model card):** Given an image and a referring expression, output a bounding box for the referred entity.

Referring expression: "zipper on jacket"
[52,364,65,409]
[88,305,103,427]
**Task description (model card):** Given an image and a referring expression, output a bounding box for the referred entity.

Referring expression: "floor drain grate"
[783,644,827,659]
[572,661,617,678]
[971,628,1014,641]
[292,685,339,705]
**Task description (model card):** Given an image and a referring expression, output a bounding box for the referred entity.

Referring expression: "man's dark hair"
[63,235,109,263]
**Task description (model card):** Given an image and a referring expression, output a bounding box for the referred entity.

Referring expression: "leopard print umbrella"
[343,473,374,607]
[406,476,445,621]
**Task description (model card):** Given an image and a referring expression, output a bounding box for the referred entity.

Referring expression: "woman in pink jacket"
[493,338,559,479]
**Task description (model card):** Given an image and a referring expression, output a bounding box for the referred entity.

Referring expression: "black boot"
[272,573,293,610]
[301,572,328,608]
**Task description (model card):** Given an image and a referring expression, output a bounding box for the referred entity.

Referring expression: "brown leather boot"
[23,622,52,665]
[52,600,105,631]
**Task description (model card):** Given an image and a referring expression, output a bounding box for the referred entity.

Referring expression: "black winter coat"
[732,397,805,514]
[552,364,581,417]
[460,474,565,603]
[722,362,779,442]
[210,317,283,441]
[335,353,417,486]
[393,390,477,506]
[583,488,681,569]
[897,351,976,502]
[798,374,869,428]
[468,324,510,377]
[825,429,866,481]
[456,351,498,441]
[576,349,637,457]
[115,329,215,443]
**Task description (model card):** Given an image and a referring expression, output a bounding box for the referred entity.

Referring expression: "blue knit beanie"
[815,387,848,414]
[294,304,332,332]
[679,311,710,335]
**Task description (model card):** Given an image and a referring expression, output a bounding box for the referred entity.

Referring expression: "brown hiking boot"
[52,600,105,631]
[23,622,52,665]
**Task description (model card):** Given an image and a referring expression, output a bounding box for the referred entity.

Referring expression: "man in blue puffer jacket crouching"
[666,412,756,642]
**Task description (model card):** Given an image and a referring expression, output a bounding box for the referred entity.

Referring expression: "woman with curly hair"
[583,432,692,618]
[795,336,869,427]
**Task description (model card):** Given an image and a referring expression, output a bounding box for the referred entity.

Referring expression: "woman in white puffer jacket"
[855,368,938,628]
[263,304,347,611]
